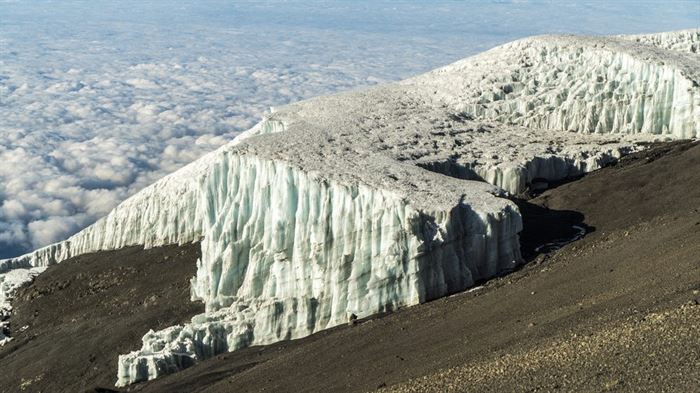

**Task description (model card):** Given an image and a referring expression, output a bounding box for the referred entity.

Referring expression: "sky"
[0,0,698,258]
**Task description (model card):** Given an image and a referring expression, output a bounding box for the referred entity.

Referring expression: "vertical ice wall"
[114,33,699,384]
[620,29,699,54]
[0,118,287,347]
[411,35,700,139]
[0,118,286,275]
[116,152,522,386]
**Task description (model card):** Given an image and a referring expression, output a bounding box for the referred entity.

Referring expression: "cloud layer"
[0,0,697,257]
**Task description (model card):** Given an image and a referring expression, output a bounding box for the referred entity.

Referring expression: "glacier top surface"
[217,32,698,210]
[232,86,645,210]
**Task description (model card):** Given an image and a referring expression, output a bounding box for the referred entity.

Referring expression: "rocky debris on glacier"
[0,30,697,386]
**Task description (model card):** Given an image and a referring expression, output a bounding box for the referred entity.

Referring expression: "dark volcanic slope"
[129,142,700,393]
[1,142,698,393]
[0,244,203,393]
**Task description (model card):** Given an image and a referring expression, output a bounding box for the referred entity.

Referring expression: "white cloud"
[1,200,26,220]
[0,0,697,258]
[27,217,82,250]
[126,78,160,90]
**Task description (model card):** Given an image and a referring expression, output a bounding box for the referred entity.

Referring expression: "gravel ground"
[132,141,700,392]
[0,243,202,393]
[1,141,698,393]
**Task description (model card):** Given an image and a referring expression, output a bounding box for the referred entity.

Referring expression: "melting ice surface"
[0,30,698,386]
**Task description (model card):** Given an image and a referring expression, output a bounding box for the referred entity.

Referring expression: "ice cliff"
[407,32,699,138]
[620,29,699,54]
[0,31,697,386]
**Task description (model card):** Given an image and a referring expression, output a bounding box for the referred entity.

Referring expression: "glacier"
[0,30,697,386]
[407,32,699,138]
[620,29,699,54]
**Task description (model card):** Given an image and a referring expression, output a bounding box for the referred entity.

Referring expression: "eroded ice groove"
[407,34,699,138]
[117,152,522,386]
[620,29,699,54]
[0,31,697,386]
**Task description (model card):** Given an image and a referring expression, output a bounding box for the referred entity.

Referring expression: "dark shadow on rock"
[516,174,586,199]
[413,159,598,275]
[512,198,594,262]
[90,387,119,393]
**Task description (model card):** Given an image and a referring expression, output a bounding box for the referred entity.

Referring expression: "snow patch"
[0,266,46,345]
